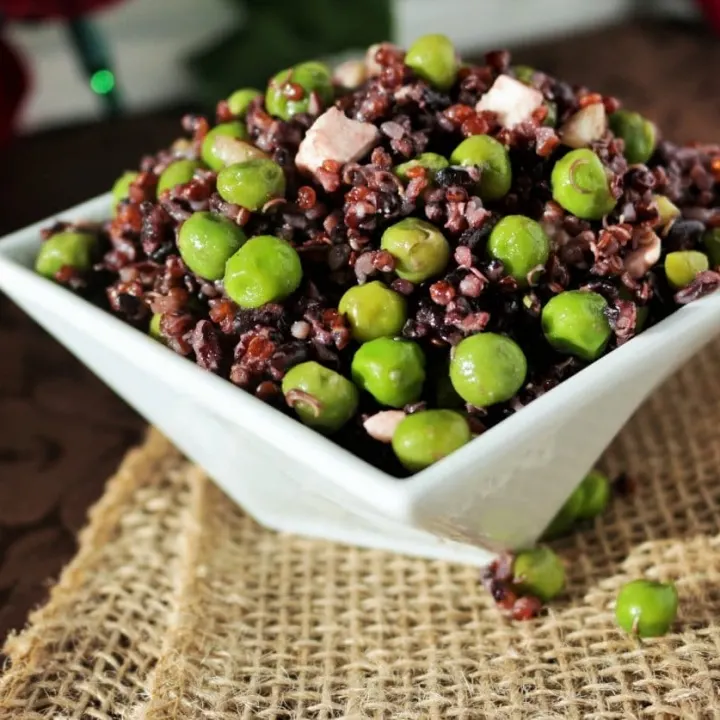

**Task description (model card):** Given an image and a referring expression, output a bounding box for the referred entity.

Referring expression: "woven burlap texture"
[136,340,720,720]
[0,430,194,720]
[5,341,720,719]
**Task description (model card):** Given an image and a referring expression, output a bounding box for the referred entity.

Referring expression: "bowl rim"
[2,193,719,517]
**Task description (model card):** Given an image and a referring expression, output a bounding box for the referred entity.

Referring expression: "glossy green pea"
[665,250,709,289]
[609,110,658,165]
[338,281,407,343]
[450,135,512,201]
[111,171,139,212]
[266,61,334,120]
[157,159,203,196]
[351,338,426,408]
[615,579,678,638]
[544,468,611,539]
[405,33,459,91]
[542,483,587,540]
[149,313,163,341]
[512,64,536,84]
[217,159,286,212]
[380,217,451,283]
[227,88,262,118]
[201,122,249,171]
[177,211,246,281]
[653,194,680,228]
[392,409,471,472]
[282,361,358,433]
[543,100,558,128]
[576,469,611,520]
[551,148,617,220]
[224,235,302,309]
[394,152,449,182]
[487,215,550,286]
[35,231,96,279]
[449,333,527,408]
[702,228,720,267]
[512,547,565,602]
[542,290,611,361]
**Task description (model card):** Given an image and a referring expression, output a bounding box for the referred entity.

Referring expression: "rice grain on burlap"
[135,339,720,720]
[0,429,194,720]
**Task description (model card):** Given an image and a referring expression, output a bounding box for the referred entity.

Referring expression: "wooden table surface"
[0,20,718,643]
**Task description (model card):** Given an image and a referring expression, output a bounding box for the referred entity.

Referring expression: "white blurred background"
[7,0,698,133]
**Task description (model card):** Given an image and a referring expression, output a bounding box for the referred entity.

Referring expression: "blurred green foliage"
[187,0,393,107]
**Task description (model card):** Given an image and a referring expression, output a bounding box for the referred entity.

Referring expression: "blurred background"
[0,0,719,645]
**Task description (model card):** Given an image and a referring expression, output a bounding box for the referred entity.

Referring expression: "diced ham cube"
[476,74,544,128]
[559,103,607,149]
[333,59,367,90]
[296,107,380,175]
[363,410,406,444]
[624,230,662,278]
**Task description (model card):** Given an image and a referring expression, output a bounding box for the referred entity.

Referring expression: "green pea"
[266,61,334,120]
[449,333,527,408]
[338,281,407,343]
[392,409,471,471]
[111,171,138,212]
[512,65,536,84]
[544,468,612,539]
[653,194,680,228]
[224,235,302,308]
[576,469,611,520]
[149,314,167,345]
[665,250,709,289]
[227,87,262,118]
[543,101,558,128]
[351,338,425,408]
[487,215,550,286]
[380,217,451,283]
[217,159,286,212]
[542,483,586,540]
[282,361,358,433]
[35,231,96,279]
[450,135,512,201]
[178,211,246,281]
[551,148,617,220]
[157,159,203,196]
[609,110,658,165]
[541,290,611,362]
[702,228,720,267]
[405,33,459,91]
[201,122,249,171]
[512,547,565,602]
[394,152,449,182]
[615,579,678,638]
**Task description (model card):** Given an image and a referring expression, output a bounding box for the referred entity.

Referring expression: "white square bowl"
[2,194,719,566]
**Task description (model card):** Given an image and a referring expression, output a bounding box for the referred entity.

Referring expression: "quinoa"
[41,45,720,477]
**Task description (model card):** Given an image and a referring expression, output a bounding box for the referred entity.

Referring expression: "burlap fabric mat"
[2,340,720,718]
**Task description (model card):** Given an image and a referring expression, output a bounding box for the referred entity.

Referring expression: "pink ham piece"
[559,103,607,149]
[295,107,380,175]
[363,410,406,444]
[624,230,662,278]
[476,74,544,128]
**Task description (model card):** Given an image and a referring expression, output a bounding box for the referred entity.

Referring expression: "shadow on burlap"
[3,339,720,718]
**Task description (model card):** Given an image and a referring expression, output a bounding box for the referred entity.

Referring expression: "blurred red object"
[696,0,720,33]
[0,36,29,147]
[0,0,123,19]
